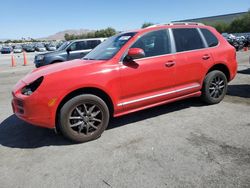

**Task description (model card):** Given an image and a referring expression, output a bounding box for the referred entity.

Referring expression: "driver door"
[119,29,176,111]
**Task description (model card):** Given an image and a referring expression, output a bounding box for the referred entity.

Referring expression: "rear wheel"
[59,94,110,143]
[201,70,228,104]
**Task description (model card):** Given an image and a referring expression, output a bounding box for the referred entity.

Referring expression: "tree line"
[1,38,45,44]
[206,11,250,33]
[64,27,117,41]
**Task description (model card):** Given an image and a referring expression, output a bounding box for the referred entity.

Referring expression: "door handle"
[202,54,211,60]
[165,61,175,67]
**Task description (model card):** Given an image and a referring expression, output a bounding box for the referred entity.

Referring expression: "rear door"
[171,28,214,96]
[67,41,90,60]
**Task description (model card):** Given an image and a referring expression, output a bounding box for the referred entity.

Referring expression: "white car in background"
[13,45,23,53]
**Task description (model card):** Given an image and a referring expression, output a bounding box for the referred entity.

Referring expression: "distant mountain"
[40,29,95,40]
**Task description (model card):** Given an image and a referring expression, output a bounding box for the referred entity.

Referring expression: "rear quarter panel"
[208,27,237,81]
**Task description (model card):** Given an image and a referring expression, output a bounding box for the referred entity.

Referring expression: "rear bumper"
[230,59,238,81]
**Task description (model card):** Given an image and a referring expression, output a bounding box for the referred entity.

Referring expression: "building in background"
[174,12,248,25]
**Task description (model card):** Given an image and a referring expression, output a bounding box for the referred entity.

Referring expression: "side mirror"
[66,47,72,53]
[126,48,145,61]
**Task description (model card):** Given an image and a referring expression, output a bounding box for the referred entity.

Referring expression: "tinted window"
[70,41,99,51]
[69,41,86,51]
[76,41,87,50]
[86,40,101,49]
[201,29,219,47]
[173,28,204,52]
[131,29,171,58]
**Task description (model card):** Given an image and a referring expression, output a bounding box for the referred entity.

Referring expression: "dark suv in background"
[34,38,106,67]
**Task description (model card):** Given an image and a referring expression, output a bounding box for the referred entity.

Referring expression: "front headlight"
[36,55,44,61]
[21,76,44,96]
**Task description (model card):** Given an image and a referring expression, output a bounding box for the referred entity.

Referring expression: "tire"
[59,94,110,143]
[201,70,228,105]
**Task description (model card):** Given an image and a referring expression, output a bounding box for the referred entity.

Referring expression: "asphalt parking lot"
[0,52,250,188]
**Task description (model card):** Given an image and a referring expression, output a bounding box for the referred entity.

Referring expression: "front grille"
[14,98,24,114]
[16,99,24,107]
[18,109,24,114]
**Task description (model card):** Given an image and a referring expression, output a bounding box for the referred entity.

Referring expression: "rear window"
[200,29,219,47]
[173,28,204,52]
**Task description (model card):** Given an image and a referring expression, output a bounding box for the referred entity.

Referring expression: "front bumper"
[14,50,22,53]
[34,59,45,68]
[12,86,55,129]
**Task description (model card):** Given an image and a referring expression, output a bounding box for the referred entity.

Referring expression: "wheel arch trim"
[55,87,115,130]
[205,63,231,82]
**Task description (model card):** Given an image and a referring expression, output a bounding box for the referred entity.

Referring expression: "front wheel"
[201,70,228,104]
[59,94,110,143]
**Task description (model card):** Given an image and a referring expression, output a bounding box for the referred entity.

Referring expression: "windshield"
[57,41,70,51]
[83,32,137,60]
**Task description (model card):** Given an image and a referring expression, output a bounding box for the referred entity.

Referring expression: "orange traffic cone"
[23,51,28,66]
[11,53,16,67]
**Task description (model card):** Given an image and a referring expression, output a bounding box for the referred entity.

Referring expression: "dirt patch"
[187,133,250,166]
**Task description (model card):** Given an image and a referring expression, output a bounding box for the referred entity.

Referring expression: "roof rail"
[146,22,205,28]
[169,22,205,26]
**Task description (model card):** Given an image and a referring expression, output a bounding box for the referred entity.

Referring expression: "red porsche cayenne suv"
[12,23,237,142]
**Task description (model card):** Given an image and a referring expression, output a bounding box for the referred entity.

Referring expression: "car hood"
[22,59,107,84]
[38,50,63,57]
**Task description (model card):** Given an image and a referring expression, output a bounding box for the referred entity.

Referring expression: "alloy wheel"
[209,76,225,99]
[68,103,103,135]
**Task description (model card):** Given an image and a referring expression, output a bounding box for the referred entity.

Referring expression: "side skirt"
[113,91,201,117]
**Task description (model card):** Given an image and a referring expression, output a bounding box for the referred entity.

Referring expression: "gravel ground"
[0,51,249,188]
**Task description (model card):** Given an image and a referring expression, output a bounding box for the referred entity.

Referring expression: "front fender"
[46,56,66,65]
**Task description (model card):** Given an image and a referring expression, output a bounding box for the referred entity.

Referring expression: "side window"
[69,41,86,51]
[200,29,219,47]
[173,28,205,52]
[69,43,77,51]
[131,29,171,58]
[75,41,87,51]
[86,40,101,49]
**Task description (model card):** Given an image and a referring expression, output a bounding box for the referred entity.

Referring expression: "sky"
[0,0,249,39]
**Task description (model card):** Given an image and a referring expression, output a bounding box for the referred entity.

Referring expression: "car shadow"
[227,84,250,98]
[0,98,205,149]
[238,68,250,75]
[0,115,72,149]
[108,98,204,130]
